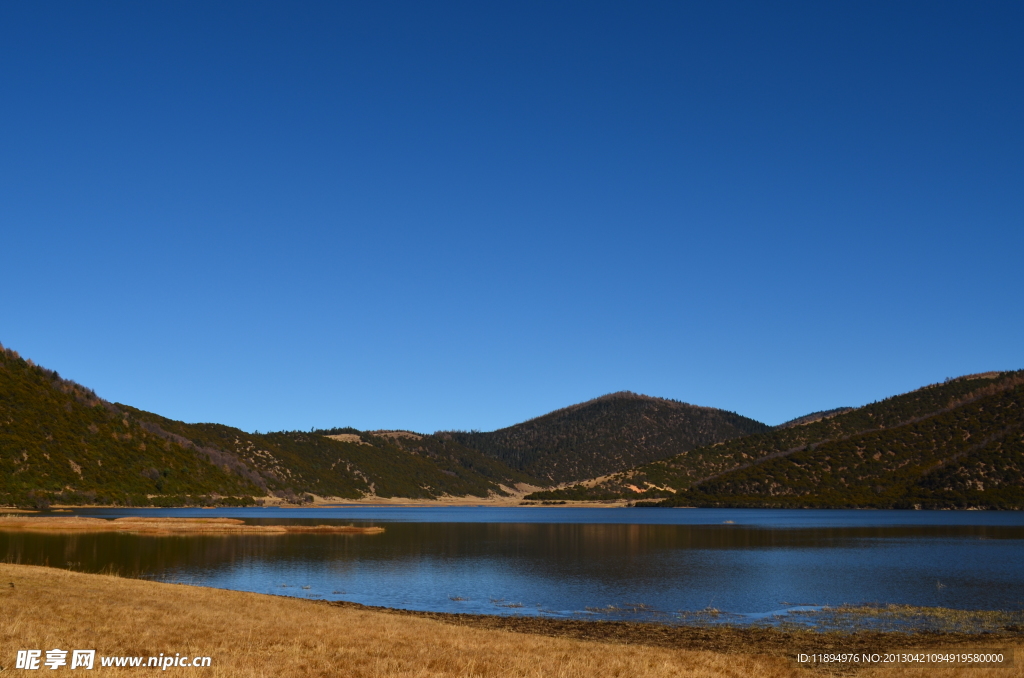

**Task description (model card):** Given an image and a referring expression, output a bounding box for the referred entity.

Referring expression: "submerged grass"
[781,604,1024,634]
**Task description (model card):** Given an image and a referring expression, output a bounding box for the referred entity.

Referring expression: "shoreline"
[22,496,638,510]
[24,501,1024,511]
[1,563,1020,677]
[323,599,1024,655]
[5,560,1023,638]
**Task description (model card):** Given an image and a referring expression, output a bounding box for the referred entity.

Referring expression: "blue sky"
[2,1,1021,433]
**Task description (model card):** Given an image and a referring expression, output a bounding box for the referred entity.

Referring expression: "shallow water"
[2,507,1023,625]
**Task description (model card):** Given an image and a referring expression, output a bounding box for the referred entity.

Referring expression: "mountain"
[445,392,771,484]
[0,343,537,507]
[540,372,1024,509]
[6,339,1020,510]
[671,375,1024,509]
[0,344,261,507]
[124,412,541,502]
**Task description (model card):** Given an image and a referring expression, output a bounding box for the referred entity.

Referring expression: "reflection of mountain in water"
[2,521,1023,582]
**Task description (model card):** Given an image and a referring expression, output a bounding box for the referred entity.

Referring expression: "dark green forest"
[0,345,260,507]
[3,341,1022,509]
[447,391,770,483]
[124,410,539,501]
[667,378,1024,509]
[530,372,1024,509]
[0,344,536,506]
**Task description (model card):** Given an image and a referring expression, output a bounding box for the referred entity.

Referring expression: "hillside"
[0,343,537,507]
[0,345,261,507]
[671,376,1024,509]
[123,411,539,501]
[775,407,854,429]
[6,339,1021,510]
[446,392,770,484]
[534,372,1024,509]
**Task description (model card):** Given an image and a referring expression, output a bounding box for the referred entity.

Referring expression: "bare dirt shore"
[279,487,633,508]
[263,481,633,507]
[309,497,633,508]
[1,564,1020,677]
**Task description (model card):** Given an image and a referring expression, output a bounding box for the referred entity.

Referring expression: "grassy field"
[0,516,384,534]
[0,563,1020,677]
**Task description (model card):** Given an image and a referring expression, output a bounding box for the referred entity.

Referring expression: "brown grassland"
[0,563,1020,677]
[0,516,383,535]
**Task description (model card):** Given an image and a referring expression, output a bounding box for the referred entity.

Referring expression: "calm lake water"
[3,507,1024,625]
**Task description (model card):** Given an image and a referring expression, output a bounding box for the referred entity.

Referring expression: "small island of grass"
[0,516,383,535]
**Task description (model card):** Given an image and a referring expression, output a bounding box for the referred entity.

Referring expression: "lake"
[3,507,1023,627]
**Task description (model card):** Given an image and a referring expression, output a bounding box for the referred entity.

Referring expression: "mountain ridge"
[673,376,1024,509]
[444,392,770,484]
[2,340,1020,509]
[527,370,1024,508]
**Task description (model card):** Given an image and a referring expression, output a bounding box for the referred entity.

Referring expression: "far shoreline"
[18,500,1021,511]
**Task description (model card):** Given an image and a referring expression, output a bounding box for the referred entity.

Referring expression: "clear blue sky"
[2,2,1021,433]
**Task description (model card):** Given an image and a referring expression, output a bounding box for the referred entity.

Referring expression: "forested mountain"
[0,345,261,507]
[4,340,1021,509]
[670,376,1024,509]
[0,344,536,507]
[446,392,771,484]
[533,372,1024,509]
[125,412,540,502]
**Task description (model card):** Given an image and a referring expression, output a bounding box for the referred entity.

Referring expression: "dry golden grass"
[0,564,1019,677]
[858,662,1022,678]
[0,516,383,535]
[0,563,801,677]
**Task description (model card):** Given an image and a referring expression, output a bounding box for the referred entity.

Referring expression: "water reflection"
[2,517,1023,623]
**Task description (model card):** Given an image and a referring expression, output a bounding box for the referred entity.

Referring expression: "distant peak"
[513,391,718,427]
